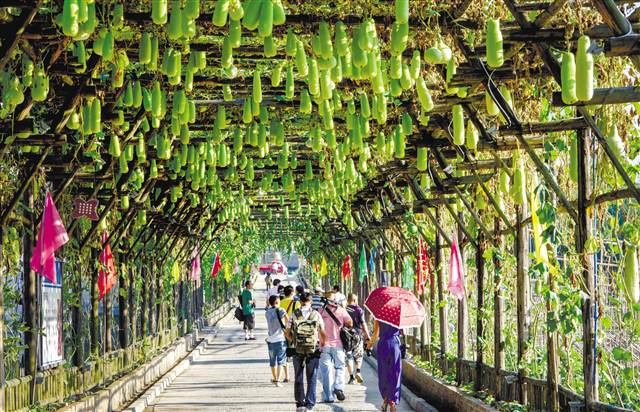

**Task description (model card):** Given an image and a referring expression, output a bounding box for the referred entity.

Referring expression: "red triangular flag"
[30,192,69,283]
[416,237,429,295]
[210,253,221,278]
[98,230,117,299]
[342,255,351,279]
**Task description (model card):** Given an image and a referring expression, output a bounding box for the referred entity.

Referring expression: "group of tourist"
[239,277,402,412]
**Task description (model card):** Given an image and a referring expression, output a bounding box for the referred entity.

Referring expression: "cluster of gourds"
[561,35,595,104]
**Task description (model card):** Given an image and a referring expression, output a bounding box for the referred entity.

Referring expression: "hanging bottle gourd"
[416,76,434,112]
[417,147,428,171]
[511,153,527,207]
[576,35,594,102]
[499,169,510,194]
[486,18,504,68]
[167,1,183,41]
[153,0,168,25]
[395,0,409,24]
[258,0,274,38]
[109,134,122,157]
[569,134,578,182]
[465,119,478,150]
[561,51,578,105]
[624,245,640,304]
[452,105,465,145]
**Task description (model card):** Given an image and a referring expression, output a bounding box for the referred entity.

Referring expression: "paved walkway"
[147,276,415,411]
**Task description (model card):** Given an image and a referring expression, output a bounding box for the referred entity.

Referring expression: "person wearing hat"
[311,286,324,311]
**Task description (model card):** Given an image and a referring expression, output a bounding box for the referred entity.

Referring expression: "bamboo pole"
[119,255,129,350]
[493,218,505,400]
[475,232,485,392]
[456,214,468,385]
[516,207,530,404]
[435,207,448,373]
[577,128,598,408]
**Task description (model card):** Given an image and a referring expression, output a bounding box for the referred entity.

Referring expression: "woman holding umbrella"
[365,287,425,412]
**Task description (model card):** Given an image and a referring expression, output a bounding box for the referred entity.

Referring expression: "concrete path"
[146,275,415,411]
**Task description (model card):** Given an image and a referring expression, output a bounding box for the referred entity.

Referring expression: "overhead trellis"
[1,0,640,411]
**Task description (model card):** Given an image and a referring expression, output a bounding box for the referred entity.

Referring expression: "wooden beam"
[0,0,43,71]
[551,86,640,107]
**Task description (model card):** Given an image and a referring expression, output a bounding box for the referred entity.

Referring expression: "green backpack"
[291,309,320,355]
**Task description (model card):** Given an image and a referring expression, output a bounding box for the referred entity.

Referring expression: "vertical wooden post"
[156,260,163,332]
[119,256,129,350]
[456,215,467,385]
[90,249,99,356]
[141,263,149,337]
[0,229,6,409]
[493,218,505,400]
[577,128,598,407]
[128,265,137,344]
[72,245,83,366]
[516,207,529,404]
[149,260,156,335]
[475,232,485,391]
[23,188,38,381]
[435,207,448,373]
[104,284,112,353]
[428,252,436,364]
[547,270,560,412]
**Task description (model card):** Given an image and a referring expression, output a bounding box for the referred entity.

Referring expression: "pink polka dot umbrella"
[364,286,426,329]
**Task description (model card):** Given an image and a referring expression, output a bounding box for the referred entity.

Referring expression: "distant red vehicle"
[259,260,288,275]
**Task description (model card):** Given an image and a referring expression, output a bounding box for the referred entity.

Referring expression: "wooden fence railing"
[4,327,179,412]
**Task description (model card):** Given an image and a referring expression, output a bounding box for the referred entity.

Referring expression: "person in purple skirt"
[367,319,402,412]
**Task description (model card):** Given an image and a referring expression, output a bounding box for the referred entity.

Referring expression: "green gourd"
[335,21,349,56]
[300,89,312,114]
[561,51,577,105]
[624,245,640,304]
[308,58,320,96]
[139,32,152,64]
[452,105,464,145]
[485,90,500,116]
[91,98,101,133]
[390,22,409,56]
[167,1,183,41]
[185,0,201,19]
[576,35,594,102]
[285,64,295,99]
[253,70,262,104]
[416,76,434,112]
[401,112,412,135]
[229,19,242,47]
[102,31,114,62]
[394,126,405,158]
[229,0,244,21]
[424,46,444,65]
[149,159,159,178]
[499,169,510,194]
[109,134,122,157]
[465,120,478,150]
[417,147,427,171]
[258,0,273,38]
[486,19,504,68]
[136,135,146,162]
[242,98,252,123]
[360,93,371,119]
[112,4,124,29]
[295,39,309,77]
[213,0,230,27]
[31,66,49,102]
[286,28,297,57]
[221,36,234,69]
[606,124,627,162]
[242,0,262,30]
[62,0,80,37]
[395,0,409,24]
[148,36,159,71]
[152,0,168,25]
[120,195,129,210]
[410,50,421,80]
[569,134,578,182]
[319,21,333,59]
[264,35,277,57]
[273,0,285,25]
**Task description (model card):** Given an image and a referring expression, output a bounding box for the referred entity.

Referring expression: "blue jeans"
[292,354,320,408]
[319,346,346,401]
[267,341,287,367]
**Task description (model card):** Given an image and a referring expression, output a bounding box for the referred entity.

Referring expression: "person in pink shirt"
[317,291,353,403]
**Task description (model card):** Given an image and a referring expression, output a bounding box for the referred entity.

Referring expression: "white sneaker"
[296,407,306,412]
[275,381,282,387]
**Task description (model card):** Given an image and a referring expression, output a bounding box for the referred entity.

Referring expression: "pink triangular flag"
[448,234,466,300]
[30,192,69,283]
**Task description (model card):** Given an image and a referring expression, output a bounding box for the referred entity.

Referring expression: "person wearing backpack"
[241,280,256,340]
[346,293,370,384]
[317,291,353,403]
[265,294,289,386]
[285,292,326,412]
